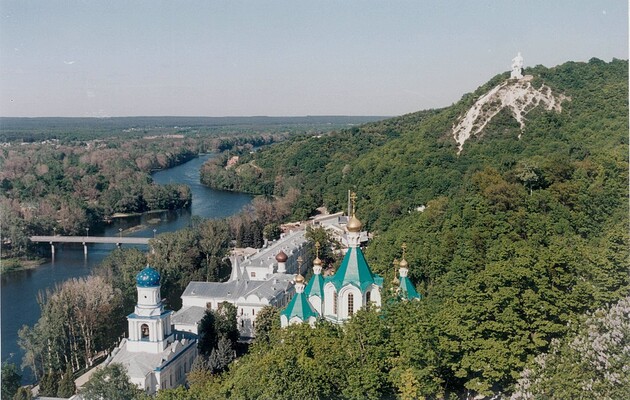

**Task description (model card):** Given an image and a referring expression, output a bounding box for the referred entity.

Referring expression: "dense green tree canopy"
[1,363,21,400]
[191,59,628,398]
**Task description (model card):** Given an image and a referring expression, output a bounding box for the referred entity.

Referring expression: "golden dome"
[313,257,322,266]
[399,258,408,268]
[347,215,363,232]
[295,274,305,284]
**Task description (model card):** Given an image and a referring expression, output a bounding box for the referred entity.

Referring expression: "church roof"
[136,266,160,287]
[398,276,421,300]
[304,273,324,299]
[181,273,294,303]
[172,306,207,326]
[107,337,196,379]
[280,291,319,321]
[326,247,383,292]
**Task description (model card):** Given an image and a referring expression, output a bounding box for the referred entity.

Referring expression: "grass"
[0,257,45,274]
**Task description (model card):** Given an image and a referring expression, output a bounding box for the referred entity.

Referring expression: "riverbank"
[0,257,46,275]
[2,153,253,385]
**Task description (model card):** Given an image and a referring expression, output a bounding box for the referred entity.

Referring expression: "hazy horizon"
[1,1,627,118]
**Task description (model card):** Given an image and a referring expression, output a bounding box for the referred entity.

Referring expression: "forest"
[187,58,628,399]
[3,59,628,399]
[0,117,368,264]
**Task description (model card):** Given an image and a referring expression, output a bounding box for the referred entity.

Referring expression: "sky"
[0,1,627,117]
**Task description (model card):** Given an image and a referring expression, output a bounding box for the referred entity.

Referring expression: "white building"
[178,230,312,338]
[104,266,197,395]
[311,211,369,251]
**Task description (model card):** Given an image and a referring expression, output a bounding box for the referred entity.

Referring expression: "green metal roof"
[280,291,319,321]
[326,247,383,292]
[304,273,324,299]
[399,276,421,300]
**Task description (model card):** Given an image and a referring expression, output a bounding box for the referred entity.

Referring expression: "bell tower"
[126,266,174,353]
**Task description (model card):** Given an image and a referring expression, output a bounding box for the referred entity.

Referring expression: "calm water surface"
[0,154,252,381]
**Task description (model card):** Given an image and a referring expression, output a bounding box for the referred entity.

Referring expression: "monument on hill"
[511,52,524,79]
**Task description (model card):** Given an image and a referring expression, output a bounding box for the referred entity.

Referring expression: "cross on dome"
[346,192,363,233]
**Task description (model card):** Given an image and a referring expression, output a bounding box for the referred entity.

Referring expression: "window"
[348,293,354,317]
[366,291,371,309]
[241,320,244,327]
[206,302,212,309]
[141,324,149,340]
[251,272,256,277]
[252,309,255,316]
[333,291,338,314]
[240,308,243,316]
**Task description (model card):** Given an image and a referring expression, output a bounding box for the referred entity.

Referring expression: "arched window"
[333,291,338,314]
[141,324,149,340]
[348,293,354,317]
[366,291,371,309]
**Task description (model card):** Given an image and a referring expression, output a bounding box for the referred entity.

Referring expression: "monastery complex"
[89,197,420,395]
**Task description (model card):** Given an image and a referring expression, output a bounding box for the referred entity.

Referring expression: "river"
[0,154,252,381]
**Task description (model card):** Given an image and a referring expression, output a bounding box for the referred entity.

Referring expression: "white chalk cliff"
[452,75,569,154]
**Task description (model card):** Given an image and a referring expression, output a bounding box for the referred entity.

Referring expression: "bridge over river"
[30,235,152,255]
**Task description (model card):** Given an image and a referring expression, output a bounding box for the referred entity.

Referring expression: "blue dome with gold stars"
[136,266,160,287]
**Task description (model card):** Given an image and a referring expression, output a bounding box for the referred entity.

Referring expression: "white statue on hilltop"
[511,52,524,79]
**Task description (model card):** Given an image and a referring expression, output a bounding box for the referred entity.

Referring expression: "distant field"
[0,116,388,142]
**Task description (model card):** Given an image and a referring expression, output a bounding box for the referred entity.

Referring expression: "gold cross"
[392,258,400,285]
[297,256,303,267]
[350,192,357,216]
[401,243,407,259]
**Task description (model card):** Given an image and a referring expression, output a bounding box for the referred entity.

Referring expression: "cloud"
[63,60,76,65]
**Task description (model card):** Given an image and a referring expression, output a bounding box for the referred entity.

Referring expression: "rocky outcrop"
[452,76,569,154]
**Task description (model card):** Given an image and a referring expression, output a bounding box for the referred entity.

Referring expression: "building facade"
[178,229,312,338]
[281,205,386,327]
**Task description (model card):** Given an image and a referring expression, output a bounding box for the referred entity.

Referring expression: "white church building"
[176,229,311,338]
[103,266,197,395]
[281,200,386,327]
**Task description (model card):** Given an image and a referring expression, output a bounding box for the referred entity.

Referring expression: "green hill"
[193,58,628,398]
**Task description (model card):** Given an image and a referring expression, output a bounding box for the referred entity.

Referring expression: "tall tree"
[197,219,230,281]
[38,370,60,397]
[81,363,144,400]
[208,337,234,374]
[19,276,123,379]
[254,306,280,344]
[1,363,21,400]
[57,364,76,398]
